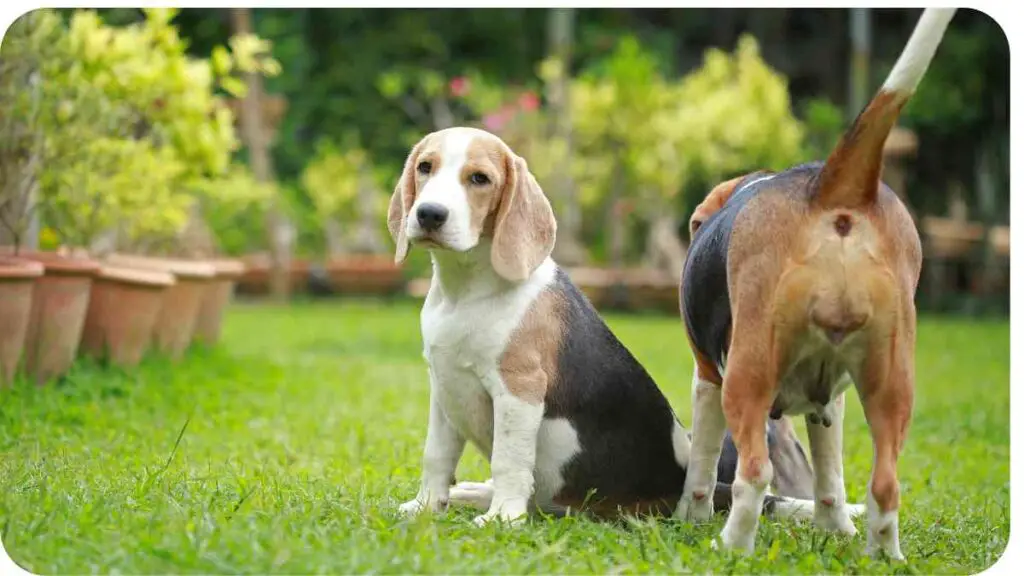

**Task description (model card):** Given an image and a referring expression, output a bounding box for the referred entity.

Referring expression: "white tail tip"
[771,499,868,522]
[882,8,957,95]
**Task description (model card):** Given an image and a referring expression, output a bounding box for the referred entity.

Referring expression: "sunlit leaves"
[3,8,280,249]
[571,34,806,209]
[301,140,379,227]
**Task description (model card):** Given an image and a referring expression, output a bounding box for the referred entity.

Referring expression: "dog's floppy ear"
[388,140,423,264]
[491,152,556,282]
[689,175,749,240]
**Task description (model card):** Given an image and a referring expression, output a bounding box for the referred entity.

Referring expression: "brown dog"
[676,8,956,559]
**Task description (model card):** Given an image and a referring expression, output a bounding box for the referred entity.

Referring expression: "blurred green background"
[1,8,1009,314]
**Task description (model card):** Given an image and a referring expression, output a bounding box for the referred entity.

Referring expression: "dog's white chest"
[421,299,508,452]
[420,259,556,453]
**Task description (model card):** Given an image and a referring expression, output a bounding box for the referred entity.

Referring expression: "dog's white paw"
[472,497,528,527]
[718,524,756,554]
[865,519,904,560]
[865,497,904,560]
[398,495,446,517]
[866,538,905,561]
[814,500,858,536]
[674,490,714,523]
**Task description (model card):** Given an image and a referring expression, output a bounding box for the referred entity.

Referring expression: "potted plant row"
[0,9,278,382]
[82,255,246,366]
[1,246,250,380]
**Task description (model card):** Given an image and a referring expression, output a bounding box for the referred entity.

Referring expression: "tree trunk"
[0,50,42,252]
[231,8,292,301]
[605,152,628,269]
[546,7,587,266]
[349,169,387,254]
[430,96,454,130]
[643,203,686,278]
[176,201,217,258]
[848,8,871,120]
[975,137,1000,304]
[323,219,346,258]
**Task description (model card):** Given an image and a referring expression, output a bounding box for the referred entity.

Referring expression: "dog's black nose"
[416,203,449,232]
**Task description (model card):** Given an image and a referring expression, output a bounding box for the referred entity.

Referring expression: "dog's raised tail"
[814,8,957,210]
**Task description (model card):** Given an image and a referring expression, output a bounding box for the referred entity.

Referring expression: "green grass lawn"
[0,300,1009,574]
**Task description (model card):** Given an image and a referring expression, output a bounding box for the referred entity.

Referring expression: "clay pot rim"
[0,256,45,280]
[95,265,176,287]
[106,253,217,280]
[207,258,247,279]
[0,247,99,272]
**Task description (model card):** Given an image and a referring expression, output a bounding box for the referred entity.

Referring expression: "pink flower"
[485,112,505,130]
[518,91,540,112]
[483,104,517,132]
[483,113,507,132]
[449,76,471,97]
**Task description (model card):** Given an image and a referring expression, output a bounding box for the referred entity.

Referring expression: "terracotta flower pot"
[105,254,216,360]
[236,253,310,296]
[324,254,406,296]
[81,266,175,367]
[15,251,100,385]
[194,258,246,345]
[0,257,44,386]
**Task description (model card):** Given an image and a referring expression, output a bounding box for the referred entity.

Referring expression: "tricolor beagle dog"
[676,8,956,559]
[387,126,844,525]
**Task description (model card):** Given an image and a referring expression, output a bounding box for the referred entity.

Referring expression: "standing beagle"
[677,9,956,559]
[387,127,848,524]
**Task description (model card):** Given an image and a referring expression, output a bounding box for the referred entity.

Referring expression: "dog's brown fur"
[499,289,567,405]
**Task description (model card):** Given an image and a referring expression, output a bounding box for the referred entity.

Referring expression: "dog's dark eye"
[416,161,432,175]
[469,172,490,186]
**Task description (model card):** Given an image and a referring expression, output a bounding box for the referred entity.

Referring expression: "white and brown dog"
[387,126,850,525]
[677,8,956,559]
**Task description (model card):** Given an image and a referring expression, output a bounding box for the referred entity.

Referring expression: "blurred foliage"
[0,10,61,245]
[568,35,806,223]
[799,97,847,160]
[53,8,1009,259]
[302,138,384,228]
[898,9,1008,218]
[192,163,276,256]
[2,8,278,251]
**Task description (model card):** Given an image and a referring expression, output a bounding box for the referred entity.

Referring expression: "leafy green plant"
[0,10,64,249]
[3,8,280,253]
[301,138,387,256]
[674,35,805,191]
[191,163,276,256]
[799,97,846,160]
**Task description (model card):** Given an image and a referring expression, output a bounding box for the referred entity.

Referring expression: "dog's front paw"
[814,499,858,536]
[472,497,528,527]
[398,494,447,517]
[674,489,714,523]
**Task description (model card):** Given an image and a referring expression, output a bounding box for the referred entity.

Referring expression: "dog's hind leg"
[806,390,859,535]
[858,326,915,560]
[717,328,778,554]
[676,366,728,524]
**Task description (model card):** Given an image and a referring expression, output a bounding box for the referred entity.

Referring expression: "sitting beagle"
[676,8,955,559]
[387,126,851,524]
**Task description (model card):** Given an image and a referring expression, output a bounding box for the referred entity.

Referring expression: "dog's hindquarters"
[678,7,953,558]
